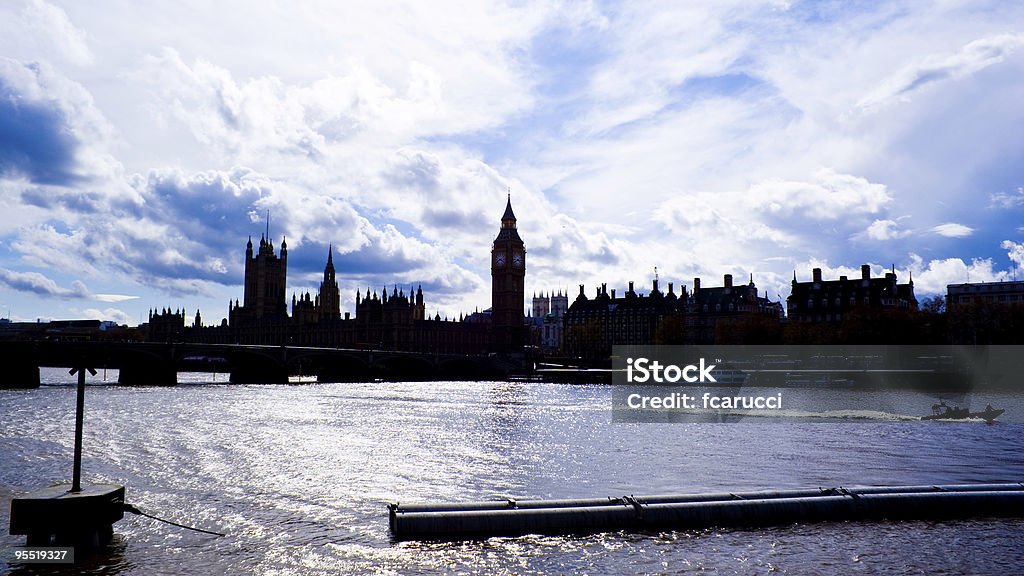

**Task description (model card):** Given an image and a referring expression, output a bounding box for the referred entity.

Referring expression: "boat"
[922,401,1004,423]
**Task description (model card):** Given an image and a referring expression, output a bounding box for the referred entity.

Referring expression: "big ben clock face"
[494,252,506,267]
[512,251,523,267]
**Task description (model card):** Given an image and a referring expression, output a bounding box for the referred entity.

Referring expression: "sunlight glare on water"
[2,369,1023,574]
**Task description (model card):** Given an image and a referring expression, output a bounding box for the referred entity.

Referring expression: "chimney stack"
[812,268,822,282]
[724,274,733,288]
[694,278,701,293]
[861,264,870,280]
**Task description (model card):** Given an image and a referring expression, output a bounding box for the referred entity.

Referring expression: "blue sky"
[0,0,1022,325]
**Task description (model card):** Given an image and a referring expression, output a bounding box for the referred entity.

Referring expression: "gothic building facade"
[148,198,527,355]
[232,234,288,323]
[491,195,527,352]
[529,290,569,352]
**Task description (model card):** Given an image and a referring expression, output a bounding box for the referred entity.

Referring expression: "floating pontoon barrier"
[388,483,1024,540]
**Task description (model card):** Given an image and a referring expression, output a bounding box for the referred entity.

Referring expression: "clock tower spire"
[491,193,526,352]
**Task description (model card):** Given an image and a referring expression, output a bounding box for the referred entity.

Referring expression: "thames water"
[2,369,1023,575]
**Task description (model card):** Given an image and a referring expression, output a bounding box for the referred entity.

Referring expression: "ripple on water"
[2,378,1023,575]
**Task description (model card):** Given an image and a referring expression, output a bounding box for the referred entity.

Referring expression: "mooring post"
[69,366,97,494]
[10,364,124,547]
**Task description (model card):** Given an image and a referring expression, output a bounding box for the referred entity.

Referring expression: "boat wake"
[707,408,922,421]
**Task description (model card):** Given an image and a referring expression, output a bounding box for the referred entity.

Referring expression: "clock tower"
[491,194,526,352]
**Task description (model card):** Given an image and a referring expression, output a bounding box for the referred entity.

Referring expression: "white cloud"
[991,186,1024,209]
[81,307,132,325]
[856,33,1024,112]
[908,253,1006,294]
[931,223,974,238]
[1001,240,1024,268]
[864,219,911,241]
[0,1,93,66]
[0,268,87,299]
[92,294,138,303]
[1,1,1023,323]
[754,168,891,220]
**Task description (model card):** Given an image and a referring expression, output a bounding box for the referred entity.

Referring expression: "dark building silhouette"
[787,265,917,324]
[946,280,1024,344]
[318,245,341,321]
[148,198,525,355]
[491,194,527,352]
[563,274,782,359]
[290,245,342,325]
[687,274,784,344]
[947,280,1024,310]
[148,308,186,342]
[235,235,288,322]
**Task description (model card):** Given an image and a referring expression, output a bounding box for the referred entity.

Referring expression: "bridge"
[0,341,516,387]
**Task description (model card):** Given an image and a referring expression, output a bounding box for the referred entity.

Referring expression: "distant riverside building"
[946,280,1024,310]
[946,280,1024,344]
[787,265,917,324]
[148,308,186,342]
[148,198,526,354]
[529,290,569,353]
[0,319,135,342]
[563,274,783,360]
[687,273,784,344]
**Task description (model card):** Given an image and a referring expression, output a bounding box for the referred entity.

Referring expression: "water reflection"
[2,374,1023,574]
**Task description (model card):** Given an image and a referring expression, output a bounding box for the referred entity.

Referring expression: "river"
[2,368,1023,574]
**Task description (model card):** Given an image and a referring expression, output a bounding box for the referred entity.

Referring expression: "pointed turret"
[501,192,516,226]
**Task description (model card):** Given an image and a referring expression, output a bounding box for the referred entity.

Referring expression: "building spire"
[502,193,515,219]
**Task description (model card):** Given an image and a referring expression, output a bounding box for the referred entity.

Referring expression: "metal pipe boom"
[389,483,1024,541]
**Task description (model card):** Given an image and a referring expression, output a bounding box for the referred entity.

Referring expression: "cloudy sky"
[1,1,1022,326]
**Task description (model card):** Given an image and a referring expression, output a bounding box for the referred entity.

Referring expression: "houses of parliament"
[148,197,528,354]
[146,194,929,358]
